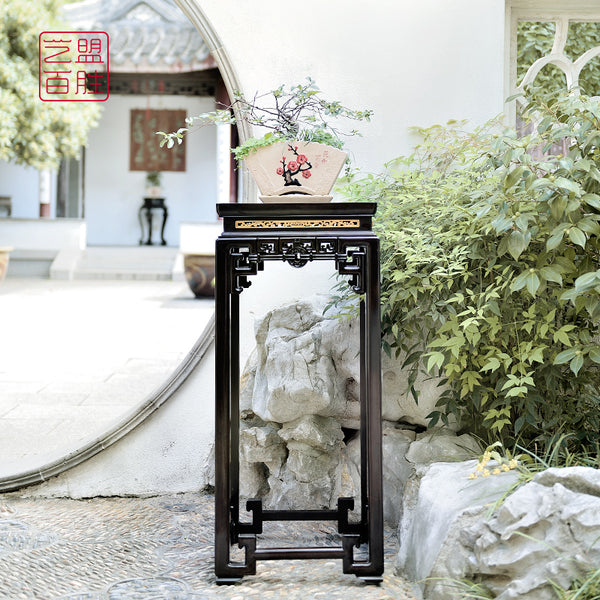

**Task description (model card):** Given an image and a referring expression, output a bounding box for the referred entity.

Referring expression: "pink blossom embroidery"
[288,160,299,171]
[297,154,308,165]
[276,167,284,175]
[302,170,311,178]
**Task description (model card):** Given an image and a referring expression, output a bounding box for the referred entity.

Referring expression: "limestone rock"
[461,467,600,599]
[396,464,600,600]
[345,424,416,524]
[266,416,346,510]
[405,430,479,464]
[396,460,519,596]
[241,295,449,430]
[381,349,448,428]
[278,414,344,450]
[248,295,361,426]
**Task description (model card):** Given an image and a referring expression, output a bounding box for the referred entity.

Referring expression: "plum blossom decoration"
[276,144,313,187]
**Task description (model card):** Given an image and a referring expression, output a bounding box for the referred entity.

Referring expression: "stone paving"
[0,493,421,600]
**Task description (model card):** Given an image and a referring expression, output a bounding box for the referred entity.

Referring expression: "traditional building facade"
[0,0,234,250]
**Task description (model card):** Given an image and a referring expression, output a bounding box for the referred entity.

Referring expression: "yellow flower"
[492,468,501,475]
[468,473,478,480]
[482,469,490,477]
[508,459,519,469]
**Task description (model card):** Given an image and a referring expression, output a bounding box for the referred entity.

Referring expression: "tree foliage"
[0,0,101,169]
[342,92,600,453]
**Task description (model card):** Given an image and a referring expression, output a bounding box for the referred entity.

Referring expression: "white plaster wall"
[0,219,86,250]
[20,339,215,498]
[195,0,508,368]
[194,0,507,172]
[85,94,218,247]
[0,162,44,219]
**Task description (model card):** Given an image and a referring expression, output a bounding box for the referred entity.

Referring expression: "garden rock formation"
[237,295,472,518]
[396,464,600,599]
[236,294,600,599]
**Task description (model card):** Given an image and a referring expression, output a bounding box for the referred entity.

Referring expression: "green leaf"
[526,271,541,296]
[582,193,600,210]
[529,177,551,191]
[504,166,524,190]
[481,357,501,372]
[589,347,600,363]
[554,348,578,364]
[511,271,529,292]
[554,177,582,195]
[508,230,530,260]
[570,354,584,375]
[574,271,599,293]
[540,266,562,284]
[546,232,564,251]
[554,326,574,346]
[426,352,445,372]
[568,227,586,248]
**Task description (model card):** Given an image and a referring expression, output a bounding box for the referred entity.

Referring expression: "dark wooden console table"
[214,202,383,584]
[138,197,168,246]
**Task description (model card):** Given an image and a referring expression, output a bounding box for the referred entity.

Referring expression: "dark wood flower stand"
[214,202,383,584]
[138,197,168,246]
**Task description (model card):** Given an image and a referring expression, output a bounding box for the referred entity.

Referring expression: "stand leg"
[145,208,153,245]
[160,206,168,246]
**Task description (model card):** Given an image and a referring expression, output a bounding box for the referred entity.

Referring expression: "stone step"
[54,246,181,281]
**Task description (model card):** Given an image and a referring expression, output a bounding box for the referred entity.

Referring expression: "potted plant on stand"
[145,171,162,198]
[158,79,372,297]
[158,78,373,202]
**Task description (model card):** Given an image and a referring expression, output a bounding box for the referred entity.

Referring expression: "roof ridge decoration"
[64,0,214,73]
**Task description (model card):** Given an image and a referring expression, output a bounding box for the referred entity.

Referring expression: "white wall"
[193,0,507,173]
[85,94,218,247]
[0,219,86,250]
[0,162,43,218]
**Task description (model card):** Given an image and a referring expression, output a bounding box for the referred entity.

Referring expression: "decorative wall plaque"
[130,109,186,172]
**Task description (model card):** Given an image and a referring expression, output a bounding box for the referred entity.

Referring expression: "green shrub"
[342,92,600,453]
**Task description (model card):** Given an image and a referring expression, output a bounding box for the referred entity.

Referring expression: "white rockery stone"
[237,295,476,522]
[396,464,600,600]
[247,295,361,426]
[242,294,447,428]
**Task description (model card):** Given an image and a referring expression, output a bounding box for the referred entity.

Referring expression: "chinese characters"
[39,31,109,102]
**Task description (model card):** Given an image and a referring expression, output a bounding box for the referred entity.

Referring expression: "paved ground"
[0,278,214,470]
[0,493,421,600]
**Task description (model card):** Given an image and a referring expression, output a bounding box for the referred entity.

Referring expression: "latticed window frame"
[506,0,600,124]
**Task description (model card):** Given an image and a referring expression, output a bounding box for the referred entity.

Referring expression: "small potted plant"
[145,171,162,198]
[158,78,372,202]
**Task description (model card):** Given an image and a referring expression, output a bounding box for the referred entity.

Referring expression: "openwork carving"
[228,240,368,293]
[230,247,263,293]
[234,219,360,230]
[336,247,367,294]
[281,239,316,268]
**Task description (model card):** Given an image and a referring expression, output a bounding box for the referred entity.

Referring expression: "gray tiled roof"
[64,0,212,72]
